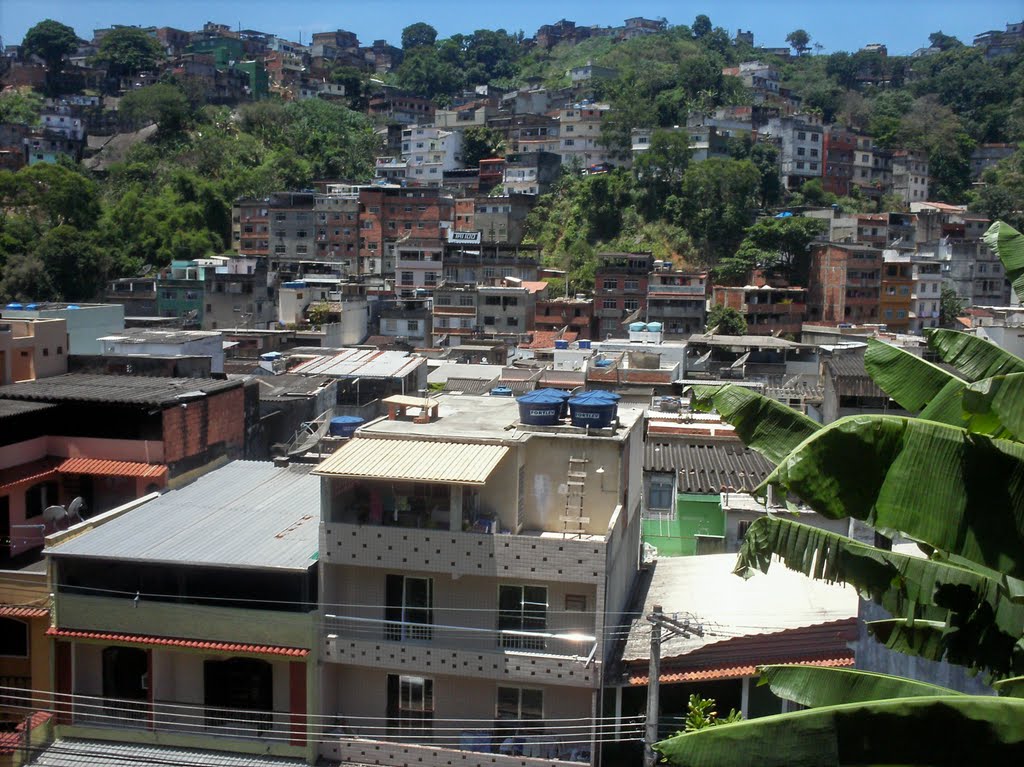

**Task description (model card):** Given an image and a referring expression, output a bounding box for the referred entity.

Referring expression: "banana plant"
[660,221,1024,764]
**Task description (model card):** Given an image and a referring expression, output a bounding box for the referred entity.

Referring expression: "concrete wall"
[2,306,124,356]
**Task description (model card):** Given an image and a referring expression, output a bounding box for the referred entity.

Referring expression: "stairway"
[561,457,590,538]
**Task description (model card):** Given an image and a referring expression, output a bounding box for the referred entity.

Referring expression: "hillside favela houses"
[0,7,1022,767]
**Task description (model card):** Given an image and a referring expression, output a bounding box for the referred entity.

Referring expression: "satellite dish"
[67,497,85,521]
[138,263,153,277]
[43,505,68,525]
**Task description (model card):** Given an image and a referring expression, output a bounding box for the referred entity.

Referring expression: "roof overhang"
[314,437,509,485]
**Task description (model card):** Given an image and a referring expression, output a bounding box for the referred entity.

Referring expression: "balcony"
[646,284,706,295]
[323,614,598,686]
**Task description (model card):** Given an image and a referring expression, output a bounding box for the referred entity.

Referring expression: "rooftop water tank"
[25,304,38,310]
[66,305,80,310]
[490,386,513,397]
[578,340,592,350]
[646,322,663,332]
[595,358,613,368]
[554,339,569,349]
[282,281,307,289]
[259,351,283,361]
[5,303,23,310]
[329,416,365,438]
[629,322,646,332]
[568,390,620,429]
[517,388,569,425]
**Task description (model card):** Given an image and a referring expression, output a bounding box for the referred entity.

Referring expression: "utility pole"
[644,606,704,767]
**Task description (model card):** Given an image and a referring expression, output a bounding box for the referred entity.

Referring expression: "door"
[498,585,547,650]
[385,575,433,641]
[101,646,149,723]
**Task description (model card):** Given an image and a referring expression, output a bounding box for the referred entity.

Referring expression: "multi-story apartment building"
[823,127,856,197]
[359,187,454,281]
[314,392,644,767]
[808,243,883,325]
[442,241,539,284]
[534,297,596,340]
[646,270,708,337]
[557,104,614,169]
[462,194,534,245]
[880,252,914,332]
[45,461,321,764]
[431,283,479,345]
[0,317,68,385]
[711,281,807,337]
[476,284,539,340]
[892,149,930,204]
[761,114,824,191]
[401,126,464,185]
[909,257,943,333]
[593,252,653,339]
[378,296,432,347]
[502,151,563,196]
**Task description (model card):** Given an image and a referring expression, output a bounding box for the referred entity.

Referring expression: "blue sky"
[0,0,1019,55]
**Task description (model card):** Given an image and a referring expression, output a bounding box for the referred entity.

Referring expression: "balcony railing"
[69,694,291,741]
[324,614,597,661]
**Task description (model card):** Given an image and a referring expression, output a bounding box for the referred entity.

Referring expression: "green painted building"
[234,60,269,100]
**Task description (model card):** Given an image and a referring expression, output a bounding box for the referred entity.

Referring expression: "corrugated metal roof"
[314,437,509,485]
[645,441,774,493]
[32,739,309,767]
[0,374,240,407]
[58,457,166,479]
[47,461,320,571]
[0,400,57,420]
[46,628,308,658]
[289,348,424,380]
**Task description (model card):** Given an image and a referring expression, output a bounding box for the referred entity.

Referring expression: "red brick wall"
[161,386,245,468]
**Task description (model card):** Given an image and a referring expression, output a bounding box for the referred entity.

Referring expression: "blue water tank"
[490,386,513,397]
[554,339,569,349]
[260,351,283,361]
[5,303,23,310]
[595,359,613,368]
[329,416,365,438]
[578,340,592,350]
[568,391,620,428]
[629,322,646,332]
[65,305,80,310]
[282,281,307,289]
[25,303,38,310]
[517,389,569,425]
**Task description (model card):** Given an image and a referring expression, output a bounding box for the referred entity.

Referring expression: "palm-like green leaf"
[655,696,1024,767]
[925,328,1024,382]
[737,517,1024,677]
[864,337,961,417]
[993,676,1024,698]
[867,619,949,662]
[963,373,1024,442]
[756,665,960,707]
[983,220,1024,303]
[757,415,1024,579]
[686,384,819,464]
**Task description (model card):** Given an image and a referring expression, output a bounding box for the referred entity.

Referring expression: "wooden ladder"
[561,457,590,538]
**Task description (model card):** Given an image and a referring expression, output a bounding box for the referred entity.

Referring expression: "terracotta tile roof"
[519,330,578,350]
[0,457,60,492]
[629,656,855,685]
[0,605,49,619]
[58,458,166,479]
[46,628,309,658]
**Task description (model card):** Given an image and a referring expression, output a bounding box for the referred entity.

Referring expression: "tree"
[656,221,1024,765]
[119,84,190,135]
[93,26,164,79]
[395,46,462,101]
[401,22,438,50]
[928,31,963,51]
[633,129,690,219]
[0,252,54,302]
[705,305,747,335]
[0,89,43,125]
[671,158,761,262]
[785,29,811,56]
[716,216,825,284]
[22,19,78,92]
[460,126,505,168]
[692,15,712,40]
[939,285,966,327]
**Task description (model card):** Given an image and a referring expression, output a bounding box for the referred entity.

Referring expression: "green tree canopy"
[401,22,438,50]
[0,89,43,125]
[786,29,812,56]
[93,26,165,79]
[459,126,505,168]
[705,304,747,335]
[119,83,191,135]
[22,19,78,74]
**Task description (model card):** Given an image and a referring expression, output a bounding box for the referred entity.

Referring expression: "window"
[498,585,547,650]
[602,279,617,290]
[647,477,673,510]
[737,520,752,541]
[602,298,618,309]
[407,320,419,332]
[798,132,806,140]
[497,687,542,724]
[565,595,587,612]
[797,147,806,156]
[388,675,433,736]
[25,481,58,519]
[624,299,639,311]
[507,317,519,327]
[624,279,639,291]
[0,618,28,657]
[483,315,496,326]
[385,575,433,641]
[204,658,273,732]
[458,295,475,307]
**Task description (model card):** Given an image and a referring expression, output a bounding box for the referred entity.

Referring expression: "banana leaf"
[983,220,1024,303]
[686,384,819,464]
[925,328,1024,382]
[737,517,1024,677]
[756,665,961,708]
[993,676,1024,698]
[655,696,1024,767]
[963,373,1024,442]
[864,338,962,417]
[867,619,949,662]
[756,415,1024,579]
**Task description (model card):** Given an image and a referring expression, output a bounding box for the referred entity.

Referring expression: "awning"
[57,458,166,480]
[46,627,308,658]
[314,437,509,485]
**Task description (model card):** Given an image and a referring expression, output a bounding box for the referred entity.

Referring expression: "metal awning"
[314,438,509,485]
